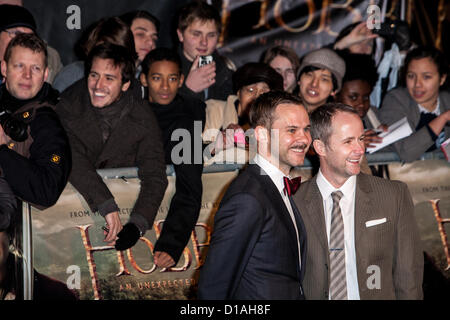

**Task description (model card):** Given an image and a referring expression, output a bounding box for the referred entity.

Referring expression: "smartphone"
[198,55,213,67]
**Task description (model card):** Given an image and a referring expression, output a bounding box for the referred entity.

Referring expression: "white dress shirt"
[316,170,360,300]
[253,154,302,270]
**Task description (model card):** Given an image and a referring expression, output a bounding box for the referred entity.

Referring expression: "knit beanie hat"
[233,62,283,93]
[297,48,346,91]
[0,4,36,32]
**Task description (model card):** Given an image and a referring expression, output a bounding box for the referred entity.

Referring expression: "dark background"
[22,0,191,65]
[21,0,371,67]
[22,0,449,68]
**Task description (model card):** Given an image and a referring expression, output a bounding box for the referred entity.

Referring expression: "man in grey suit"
[293,102,423,300]
[198,91,311,299]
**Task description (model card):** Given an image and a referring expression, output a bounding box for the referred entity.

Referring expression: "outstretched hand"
[104,211,122,245]
[334,21,378,50]
[154,251,175,269]
[363,126,386,149]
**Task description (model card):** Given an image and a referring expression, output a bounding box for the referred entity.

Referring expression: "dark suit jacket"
[293,173,424,300]
[197,164,307,300]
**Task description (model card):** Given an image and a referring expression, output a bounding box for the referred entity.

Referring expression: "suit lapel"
[301,177,329,252]
[354,174,373,245]
[354,174,374,296]
[289,196,307,279]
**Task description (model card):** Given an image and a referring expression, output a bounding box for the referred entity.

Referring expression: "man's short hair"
[249,90,304,130]
[3,32,47,67]
[177,1,221,33]
[310,102,359,146]
[140,47,181,76]
[85,43,135,84]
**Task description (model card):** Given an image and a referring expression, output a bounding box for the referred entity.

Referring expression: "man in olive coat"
[56,43,167,251]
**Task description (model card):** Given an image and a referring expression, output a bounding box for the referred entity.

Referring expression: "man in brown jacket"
[56,43,167,251]
[293,102,423,300]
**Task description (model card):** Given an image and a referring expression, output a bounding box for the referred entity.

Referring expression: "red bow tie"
[283,176,302,196]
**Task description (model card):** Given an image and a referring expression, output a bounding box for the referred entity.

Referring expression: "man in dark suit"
[293,102,423,300]
[198,91,311,299]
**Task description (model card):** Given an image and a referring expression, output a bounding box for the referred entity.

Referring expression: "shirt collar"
[317,169,357,200]
[418,97,440,116]
[253,154,288,195]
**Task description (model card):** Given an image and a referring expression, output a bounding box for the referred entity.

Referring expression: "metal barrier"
[95,150,447,179]
[21,150,447,299]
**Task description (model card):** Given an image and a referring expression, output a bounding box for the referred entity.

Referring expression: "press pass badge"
[198,55,213,67]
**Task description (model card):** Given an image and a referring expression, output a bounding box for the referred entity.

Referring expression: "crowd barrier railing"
[21,150,448,299]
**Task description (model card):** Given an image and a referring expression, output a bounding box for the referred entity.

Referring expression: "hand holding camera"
[185,55,216,93]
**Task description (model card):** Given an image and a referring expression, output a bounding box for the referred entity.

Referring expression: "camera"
[198,55,213,67]
[372,18,410,50]
[0,110,29,142]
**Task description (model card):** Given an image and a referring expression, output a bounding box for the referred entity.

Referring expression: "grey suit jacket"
[378,88,450,162]
[293,173,423,300]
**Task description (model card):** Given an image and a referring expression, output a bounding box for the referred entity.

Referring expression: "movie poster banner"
[31,170,238,300]
[387,159,450,276]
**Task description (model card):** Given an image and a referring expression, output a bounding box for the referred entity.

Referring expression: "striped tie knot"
[331,190,343,203]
